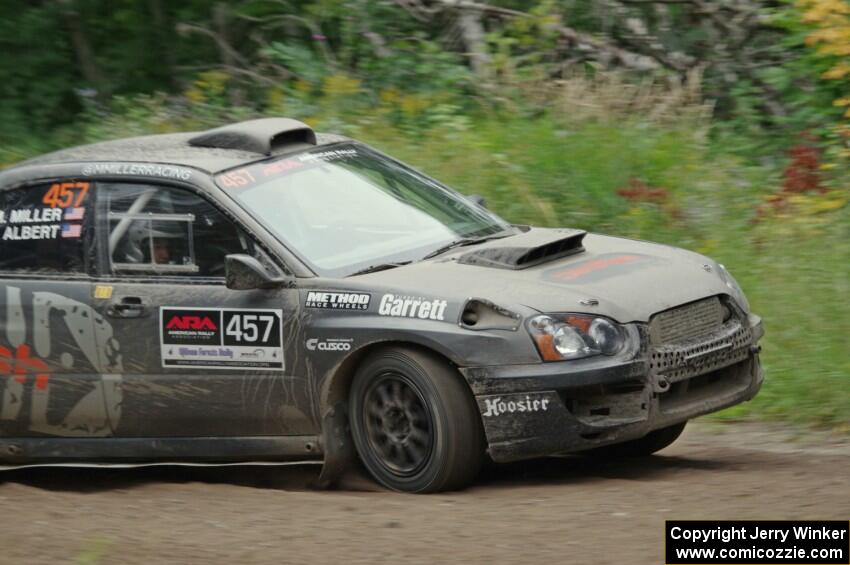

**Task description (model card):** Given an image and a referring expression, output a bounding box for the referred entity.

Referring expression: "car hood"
[357,228,732,323]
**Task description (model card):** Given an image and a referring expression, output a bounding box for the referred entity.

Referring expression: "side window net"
[105,183,255,277]
[109,213,199,274]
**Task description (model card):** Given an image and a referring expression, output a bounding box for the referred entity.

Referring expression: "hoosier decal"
[160,307,284,370]
[482,394,551,417]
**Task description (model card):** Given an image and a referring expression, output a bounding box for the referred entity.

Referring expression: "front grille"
[650,323,752,382]
[648,297,753,383]
[649,296,723,345]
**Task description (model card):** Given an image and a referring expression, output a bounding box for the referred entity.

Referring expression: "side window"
[105,183,252,277]
[0,181,90,273]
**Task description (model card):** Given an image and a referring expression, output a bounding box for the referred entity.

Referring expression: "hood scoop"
[457,228,586,270]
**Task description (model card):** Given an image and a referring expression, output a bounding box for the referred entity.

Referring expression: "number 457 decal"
[160,307,284,371]
[224,313,278,345]
[42,182,90,209]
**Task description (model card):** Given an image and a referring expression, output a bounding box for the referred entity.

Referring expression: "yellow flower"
[379,88,401,105]
[265,88,285,110]
[185,87,205,104]
[824,66,850,79]
[400,94,430,117]
[323,73,362,97]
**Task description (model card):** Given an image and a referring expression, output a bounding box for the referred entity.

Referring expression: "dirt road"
[1,421,848,564]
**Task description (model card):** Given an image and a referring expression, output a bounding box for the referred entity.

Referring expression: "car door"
[0,180,123,438]
[91,181,312,438]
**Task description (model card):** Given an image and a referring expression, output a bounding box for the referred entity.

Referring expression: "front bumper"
[460,314,764,463]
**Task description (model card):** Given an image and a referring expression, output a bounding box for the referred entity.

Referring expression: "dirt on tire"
[1,421,848,564]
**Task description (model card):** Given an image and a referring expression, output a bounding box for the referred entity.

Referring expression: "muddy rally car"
[0,118,763,492]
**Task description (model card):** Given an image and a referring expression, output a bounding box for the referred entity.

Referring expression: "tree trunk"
[458,8,491,80]
[59,0,108,99]
[148,0,179,90]
[213,2,245,106]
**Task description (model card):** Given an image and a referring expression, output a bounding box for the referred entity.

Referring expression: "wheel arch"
[315,338,474,489]
[320,339,467,416]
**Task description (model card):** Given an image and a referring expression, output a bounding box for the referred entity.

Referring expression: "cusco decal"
[160,307,284,370]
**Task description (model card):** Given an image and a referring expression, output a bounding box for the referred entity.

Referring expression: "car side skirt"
[0,435,322,465]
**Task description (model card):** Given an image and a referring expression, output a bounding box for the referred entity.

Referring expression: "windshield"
[217,143,511,276]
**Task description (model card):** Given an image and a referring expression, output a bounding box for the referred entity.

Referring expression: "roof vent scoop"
[188,118,317,155]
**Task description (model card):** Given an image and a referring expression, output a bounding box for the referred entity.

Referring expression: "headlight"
[718,264,750,313]
[528,314,627,361]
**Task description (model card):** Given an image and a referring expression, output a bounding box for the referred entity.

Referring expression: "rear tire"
[349,347,484,493]
[588,421,687,457]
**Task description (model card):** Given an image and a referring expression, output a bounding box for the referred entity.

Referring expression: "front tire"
[588,421,687,457]
[349,347,484,493]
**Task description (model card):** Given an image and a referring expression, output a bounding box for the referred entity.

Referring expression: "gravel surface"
[1,421,848,564]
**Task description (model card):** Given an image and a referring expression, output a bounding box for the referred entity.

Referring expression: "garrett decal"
[378,293,448,321]
[306,338,353,352]
[160,307,284,370]
[482,394,551,417]
[305,291,371,311]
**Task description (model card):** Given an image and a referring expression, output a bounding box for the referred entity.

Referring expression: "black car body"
[0,118,763,492]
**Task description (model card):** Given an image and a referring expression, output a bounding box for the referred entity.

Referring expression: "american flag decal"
[61,223,82,238]
[64,207,86,221]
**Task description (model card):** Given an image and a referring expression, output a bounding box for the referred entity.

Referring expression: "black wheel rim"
[362,372,434,477]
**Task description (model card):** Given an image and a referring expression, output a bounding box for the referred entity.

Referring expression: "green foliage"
[714,4,849,158]
[0,3,79,137]
[0,0,845,158]
[263,42,330,87]
[1,1,848,426]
